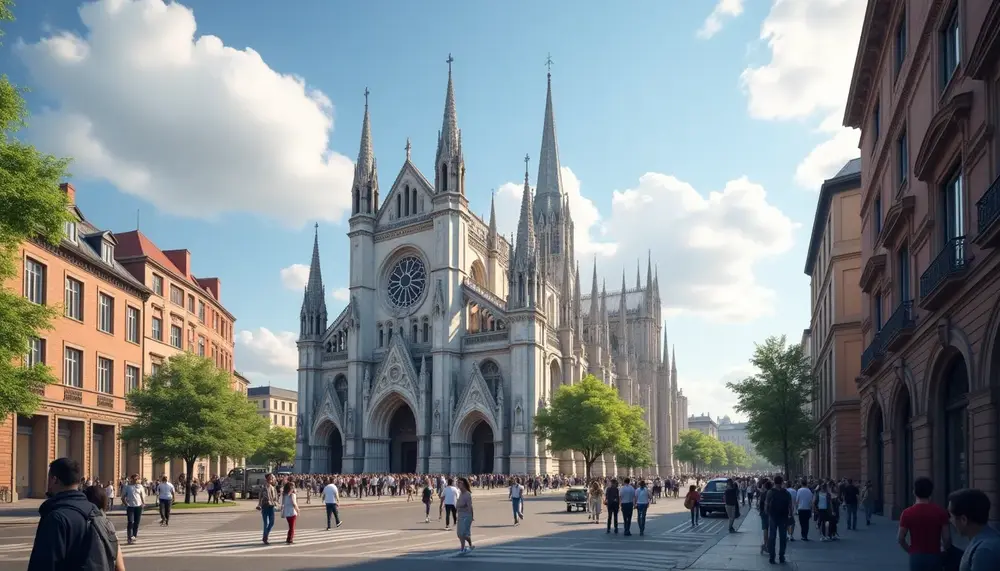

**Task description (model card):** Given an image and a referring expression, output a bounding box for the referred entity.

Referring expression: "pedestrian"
[281,481,299,544]
[619,478,636,536]
[765,475,793,565]
[635,480,651,536]
[154,474,174,526]
[605,479,621,535]
[758,479,773,556]
[684,484,701,527]
[842,479,859,530]
[257,473,278,544]
[440,478,459,531]
[455,477,475,555]
[121,473,145,545]
[947,488,1000,571]
[421,479,434,523]
[81,484,126,571]
[588,480,603,524]
[27,458,121,571]
[898,477,951,571]
[322,477,343,530]
[724,479,739,533]
[508,477,524,526]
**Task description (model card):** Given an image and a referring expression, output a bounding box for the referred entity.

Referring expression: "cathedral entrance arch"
[388,405,418,473]
[314,420,344,474]
[451,410,499,474]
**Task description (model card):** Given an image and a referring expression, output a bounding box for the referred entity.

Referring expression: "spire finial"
[364,87,370,108]
[314,222,319,232]
[447,53,454,73]
[405,137,412,160]
[524,153,530,182]
[545,53,554,76]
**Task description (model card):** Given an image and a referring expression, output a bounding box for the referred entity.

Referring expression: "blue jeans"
[125,506,142,539]
[767,514,788,560]
[621,502,634,534]
[845,504,858,529]
[261,506,275,538]
[511,497,522,523]
[325,503,340,528]
[636,504,649,534]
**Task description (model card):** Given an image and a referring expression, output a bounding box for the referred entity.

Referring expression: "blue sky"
[2,0,867,420]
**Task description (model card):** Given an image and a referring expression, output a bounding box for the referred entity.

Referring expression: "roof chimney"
[163,249,191,277]
[197,277,221,301]
[60,183,76,204]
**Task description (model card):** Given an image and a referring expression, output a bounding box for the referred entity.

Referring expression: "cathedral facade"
[294,61,682,476]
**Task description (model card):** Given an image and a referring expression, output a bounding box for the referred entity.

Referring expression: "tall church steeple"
[351,89,379,216]
[435,54,465,195]
[299,224,328,339]
[508,155,538,310]
[535,65,564,214]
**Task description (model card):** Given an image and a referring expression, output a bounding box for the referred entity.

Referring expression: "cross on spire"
[364,87,370,107]
[405,137,412,160]
[446,53,454,73]
[545,53,554,74]
[524,153,530,171]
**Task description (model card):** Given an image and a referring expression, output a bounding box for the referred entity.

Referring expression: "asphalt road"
[0,492,749,570]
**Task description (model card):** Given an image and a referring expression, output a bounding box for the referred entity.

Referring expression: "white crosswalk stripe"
[420,545,683,570]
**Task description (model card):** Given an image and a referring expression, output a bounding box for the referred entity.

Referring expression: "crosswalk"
[663,518,729,535]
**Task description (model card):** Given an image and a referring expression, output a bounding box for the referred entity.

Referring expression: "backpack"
[766,488,791,517]
[64,504,118,570]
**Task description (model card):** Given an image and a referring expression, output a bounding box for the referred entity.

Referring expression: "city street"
[0,492,746,570]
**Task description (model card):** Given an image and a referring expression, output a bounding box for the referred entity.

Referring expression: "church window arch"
[396,194,402,219]
[386,321,393,344]
[404,185,410,216]
[411,320,419,343]
[413,189,418,213]
[334,375,349,410]
[422,318,430,343]
[480,360,503,398]
[440,163,448,191]
[378,323,385,348]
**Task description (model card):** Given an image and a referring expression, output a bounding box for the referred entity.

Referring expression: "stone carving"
[514,397,524,431]
[349,295,361,329]
[538,397,546,410]
[449,390,456,415]
[419,355,428,393]
[345,406,354,436]
[433,279,446,315]
[496,387,504,411]
[364,365,372,396]
[296,414,303,431]
[433,400,442,432]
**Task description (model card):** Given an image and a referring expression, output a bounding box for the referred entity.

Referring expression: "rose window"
[386,256,427,309]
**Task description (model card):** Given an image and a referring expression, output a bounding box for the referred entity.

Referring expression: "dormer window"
[101,241,114,264]
[64,220,77,243]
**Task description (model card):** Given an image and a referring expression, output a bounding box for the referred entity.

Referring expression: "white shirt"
[122,483,145,508]
[620,484,636,504]
[509,484,523,499]
[442,485,459,505]
[795,486,813,510]
[104,484,114,499]
[156,482,175,501]
[281,492,298,518]
[322,483,339,504]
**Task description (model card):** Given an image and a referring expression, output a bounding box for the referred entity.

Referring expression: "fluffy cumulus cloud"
[698,0,745,39]
[494,168,795,322]
[235,328,297,385]
[331,288,350,302]
[740,0,866,189]
[280,264,310,291]
[16,0,354,225]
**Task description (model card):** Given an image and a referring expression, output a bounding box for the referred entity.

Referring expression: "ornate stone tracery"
[450,362,502,443]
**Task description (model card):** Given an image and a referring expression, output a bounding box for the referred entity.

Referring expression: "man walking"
[440,478,459,531]
[323,477,343,530]
[619,478,636,536]
[765,476,794,565]
[121,473,145,544]
[842,479,859,530]
[509,477,525,526]
[725,479,739,533]
[795,479,814,540]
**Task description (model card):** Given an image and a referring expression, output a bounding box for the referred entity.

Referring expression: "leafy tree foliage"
[535,375,644,480]
[122,354,269,502]
[673,429,725,473]
[249,427,296,469]
[0,0,73,418]
[722,441,751,470]
[726,335,815,478]
[614,405,655,473]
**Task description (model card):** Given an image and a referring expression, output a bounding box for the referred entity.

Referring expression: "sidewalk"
[685,510,908,571]
[0,486,515,523]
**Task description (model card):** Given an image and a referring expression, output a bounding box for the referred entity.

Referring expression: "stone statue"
[345,406,354,435]
[296,414,303,431]
[363,365,372,397]
[514,397,524,431]
[496,387,504,409]
[538,397,546,410]
[433,400,442,432]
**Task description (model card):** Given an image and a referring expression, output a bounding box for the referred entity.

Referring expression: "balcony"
[919,236,970,310]
[859,254,886,293]
[881,301,916,352]
[975,174,1000,248]
[861,332,886,375]
[878,195,916,249]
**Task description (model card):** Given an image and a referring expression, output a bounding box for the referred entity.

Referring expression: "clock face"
[386,256,427,310]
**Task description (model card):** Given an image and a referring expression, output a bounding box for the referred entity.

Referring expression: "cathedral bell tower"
[295,225,327,473]
[435,54,465,195]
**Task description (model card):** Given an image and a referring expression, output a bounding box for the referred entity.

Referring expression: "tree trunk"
[585,455,594,482]
[185,458,196,504]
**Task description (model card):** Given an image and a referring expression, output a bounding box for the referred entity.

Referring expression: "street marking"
[424,545,682,570]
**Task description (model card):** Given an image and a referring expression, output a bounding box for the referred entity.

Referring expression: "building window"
[151,362,162,377]
[874,194,883,237]
[423,321,430,343]
[63,347,82,387]
[197,336,205,357]
[942,167,965,243]
[378,325,384,348]
[170,325,182,349]
[152,316,163,341]
[152,274,164,296]
[198,301,205,323]
[100,241,115,265]
[873,100,881,142]
[64,277,83,321]
[875,294,884,330]
[97,357,113,393]
[98,293,114,334]
[26,338,45,368]
[170,285,183,306]
[23,258,46,305]
[897,130,908,188]
[898,246,911,302]
[894,13,907,77]
[281,401,286,411]
[64,220,77,243]
[281,416,286,426]
[940,6,961,89]
[187,294,194,313]
[126,306,140,343]
[273,414,277,424]
[412,322,419,343]
[126,365,140,392]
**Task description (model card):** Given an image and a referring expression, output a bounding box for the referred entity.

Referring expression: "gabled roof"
[61,215,148,293]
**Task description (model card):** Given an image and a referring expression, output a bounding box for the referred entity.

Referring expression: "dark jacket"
[26,490,97,571]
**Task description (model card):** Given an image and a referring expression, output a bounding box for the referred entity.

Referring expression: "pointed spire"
[600,280,611,353]
[671,345,677,373]
[515,154,536,260]
[535,62,564,215]
[487,192,498,251]
[436,54,460,173]
[646,252,653,292]
[351,88,378,215]
[619,271,629,354]
[405,137,412,161]
[589,259,600,340]
[574,262,583,332]
[635,260,641,289]
[307,223,324,302]
[662,323,669,366]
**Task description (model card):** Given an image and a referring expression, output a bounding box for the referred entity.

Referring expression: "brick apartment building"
[0,183,243,499]
[847,0,1000,519]
[804,159,864,481]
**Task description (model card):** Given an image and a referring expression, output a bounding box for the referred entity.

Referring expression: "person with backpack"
[27,457,124,571]
[765,475,794,565]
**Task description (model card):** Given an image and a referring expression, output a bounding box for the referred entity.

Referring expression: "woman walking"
[684,484,701,527]
[636,480,651,536]
[455,477,475,555]
[281,481,299,544]
[758,479,773,555]
[588,480,603,524]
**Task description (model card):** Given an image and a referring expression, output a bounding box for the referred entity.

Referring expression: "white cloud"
[494,168,796,322]
[740,0,866,188]
[331,288,350,302]
[698,0,745,39]
[280,264,309,291]
[16,0,354,226]
[235,327,297,385]
[680,365,756,423]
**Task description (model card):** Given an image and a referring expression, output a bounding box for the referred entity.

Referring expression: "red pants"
[286,515,296,543]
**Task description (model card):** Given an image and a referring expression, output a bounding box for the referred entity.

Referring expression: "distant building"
[688,414,718,439]
[249,386,299,434]
[717,416,755,457]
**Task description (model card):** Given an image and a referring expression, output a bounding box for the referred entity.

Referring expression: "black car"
[698,478,729,517]
[564,486,588,512]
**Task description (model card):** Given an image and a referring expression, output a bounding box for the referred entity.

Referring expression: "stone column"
[967,390,998,521]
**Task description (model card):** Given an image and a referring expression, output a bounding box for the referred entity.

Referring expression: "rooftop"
[248,386,298,400]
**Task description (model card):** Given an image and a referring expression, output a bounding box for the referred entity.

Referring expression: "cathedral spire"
[619,271,629,355]
[662,324,669,366]
[646,252,654,292]
[589,259,600,342]
[435,54,464,194]
[300,224,328,339]
[351,88,379,216]
[671,345,677,373]
[535,61,564,215]
[515,154,536,261]
[635,260,641,289]
[574,261,583,338]
[600,280,611,356]
[487,192,498,251]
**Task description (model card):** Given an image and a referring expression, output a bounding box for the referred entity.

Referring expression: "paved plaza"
[0,492,746,570]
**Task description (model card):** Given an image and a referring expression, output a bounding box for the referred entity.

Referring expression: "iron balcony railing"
[919,236,967,299]
[976,174,1000,235]
[881,300,915,347]
[861,331,886,373]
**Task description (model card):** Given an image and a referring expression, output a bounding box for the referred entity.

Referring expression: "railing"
[324,351,348,362]
[861,332,886,373]
[919,236,967,299]
[30,385,45,396]
[97,395,114,409]
[63,388,83,404]
[462,278,507,310]
[977,174,1000,235]
[881,301,915,348]
[464,330,509,347]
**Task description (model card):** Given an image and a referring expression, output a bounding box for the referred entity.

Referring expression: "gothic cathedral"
[295,60,684,476]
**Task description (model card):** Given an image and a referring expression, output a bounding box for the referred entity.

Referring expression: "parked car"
[698,478,729,517]
[564,486,588,512]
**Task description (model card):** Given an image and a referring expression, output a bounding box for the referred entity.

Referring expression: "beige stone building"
[249,386,298,435]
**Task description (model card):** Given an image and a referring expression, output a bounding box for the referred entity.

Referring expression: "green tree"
[673,429,724,473]
[723,441,750,470]
[249,427,296,469]
[0,0,73,419]
[726,335,815,478]
[614,406,655,473]
[122,354,269,502]
[534,375,634,480]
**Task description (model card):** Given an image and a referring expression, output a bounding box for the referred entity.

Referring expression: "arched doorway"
[549,360,562,398]
[328,427,344,474]
[940,356,970,496]
[388,405,418,473]
[893,385,913,514]
[470,421,495,474]
[867,400,885,515]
